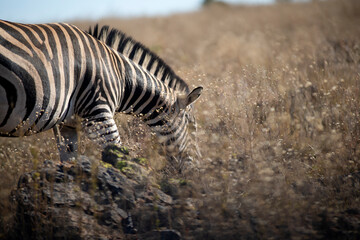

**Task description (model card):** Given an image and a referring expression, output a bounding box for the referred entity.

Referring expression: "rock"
[10,145,180,240]
[140,229,181,240]
[102,145,130,166]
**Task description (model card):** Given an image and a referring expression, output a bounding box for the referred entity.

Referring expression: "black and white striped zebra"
[0,19,202,167]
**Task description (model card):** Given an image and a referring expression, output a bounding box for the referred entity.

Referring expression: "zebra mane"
[88,24,190,94]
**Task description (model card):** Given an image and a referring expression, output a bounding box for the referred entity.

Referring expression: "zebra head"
[154,86,203,168]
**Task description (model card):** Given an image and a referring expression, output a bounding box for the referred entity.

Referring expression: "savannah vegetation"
[1,0,360,238]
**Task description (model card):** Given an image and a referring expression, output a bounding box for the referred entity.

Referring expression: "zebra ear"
[184,86,203,107]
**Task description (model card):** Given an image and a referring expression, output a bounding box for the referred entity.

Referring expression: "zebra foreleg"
[53,125,79,162]
[82,117,121,148]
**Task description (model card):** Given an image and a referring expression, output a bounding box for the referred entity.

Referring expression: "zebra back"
[88,25,190,95]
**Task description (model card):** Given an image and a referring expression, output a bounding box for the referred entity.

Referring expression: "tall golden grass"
[1,0,360,238]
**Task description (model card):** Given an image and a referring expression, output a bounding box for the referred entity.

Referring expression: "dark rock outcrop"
[10,145,182,240]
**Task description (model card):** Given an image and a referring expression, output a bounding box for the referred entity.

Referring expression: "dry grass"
[1,0,360,238]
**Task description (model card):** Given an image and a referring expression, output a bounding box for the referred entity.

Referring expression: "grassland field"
[1,0,360,238]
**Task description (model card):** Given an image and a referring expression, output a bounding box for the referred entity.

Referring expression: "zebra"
[0,19,203,169]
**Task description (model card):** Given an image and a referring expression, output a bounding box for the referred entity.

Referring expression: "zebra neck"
[118,55,176,119]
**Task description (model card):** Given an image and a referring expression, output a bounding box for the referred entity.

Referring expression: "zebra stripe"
[0,20,202,166]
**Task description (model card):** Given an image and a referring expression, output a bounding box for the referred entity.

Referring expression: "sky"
[0,0,278,23]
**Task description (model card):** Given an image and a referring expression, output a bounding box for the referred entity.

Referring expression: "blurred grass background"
[1,0,360,238]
